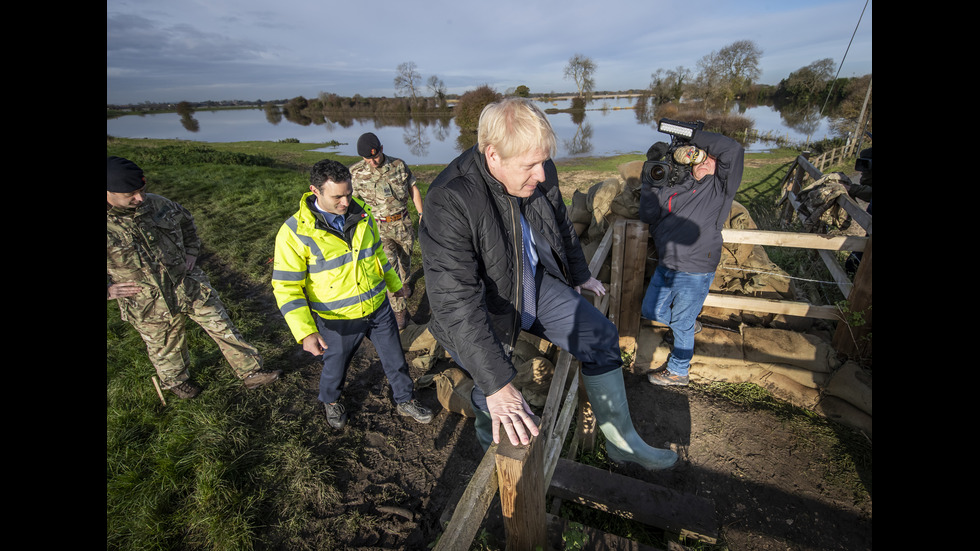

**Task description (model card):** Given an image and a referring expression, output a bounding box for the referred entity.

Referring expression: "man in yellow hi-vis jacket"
[272,159,432,429]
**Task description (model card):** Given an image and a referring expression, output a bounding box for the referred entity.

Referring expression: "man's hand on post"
[185,254,197,272]
[485,382,540,446]
[575,277,607,297]
[301,333,328,356]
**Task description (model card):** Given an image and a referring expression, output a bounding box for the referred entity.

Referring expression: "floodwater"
[107,97,835,165]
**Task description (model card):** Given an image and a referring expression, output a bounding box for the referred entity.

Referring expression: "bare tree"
[694,40,762,109]
[394,62,422,103]
[427,75,447,108]
[563,54,597,101]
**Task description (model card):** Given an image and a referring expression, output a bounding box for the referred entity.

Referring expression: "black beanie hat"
[107,156,146,192]
[357,133,382,158]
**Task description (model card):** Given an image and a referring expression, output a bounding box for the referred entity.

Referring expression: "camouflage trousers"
[130,280,262,389]
[378,215,414,313]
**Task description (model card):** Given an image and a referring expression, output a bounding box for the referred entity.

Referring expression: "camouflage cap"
[357,132,382,158]
[107,156,146,192]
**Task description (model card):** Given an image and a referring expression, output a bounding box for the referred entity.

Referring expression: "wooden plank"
[588,224,616,277]
[817,249,853,298]
[617,221,648,341]
[544,357,580,488]
[721,229,868,252]
[575,364,597,453]
[607,219,627,327]
[540,348,572,435]
[700,293,839,319]
[433,447,499,551]
[549,458,718,543]
[836,194,872,235]
[797,155,823,182]
[834,236,872,357]
[496,432,547,550]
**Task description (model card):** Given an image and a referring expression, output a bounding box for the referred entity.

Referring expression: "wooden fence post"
[495,433,546,550]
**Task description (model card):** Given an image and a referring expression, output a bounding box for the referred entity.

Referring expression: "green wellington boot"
[583,369,678,471]
[474,407,494,452]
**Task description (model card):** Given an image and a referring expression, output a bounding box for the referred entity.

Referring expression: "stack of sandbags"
[635,326,835,409]
[634,324,870,436]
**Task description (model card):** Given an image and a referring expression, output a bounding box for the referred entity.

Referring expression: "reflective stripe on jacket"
[272,193,402,342]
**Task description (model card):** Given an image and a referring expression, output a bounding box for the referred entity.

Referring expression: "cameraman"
[640,129,744,386]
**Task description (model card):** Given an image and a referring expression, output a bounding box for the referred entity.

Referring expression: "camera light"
[657,118,703,140]
[659,121,695,138]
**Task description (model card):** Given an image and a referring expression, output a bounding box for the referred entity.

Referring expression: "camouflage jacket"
[107,193,203,322]
[350,155,416,217]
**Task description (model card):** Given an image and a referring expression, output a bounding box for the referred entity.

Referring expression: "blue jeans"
[641,265,714,376]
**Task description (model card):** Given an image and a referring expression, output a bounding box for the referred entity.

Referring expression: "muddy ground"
[288,282,871,551]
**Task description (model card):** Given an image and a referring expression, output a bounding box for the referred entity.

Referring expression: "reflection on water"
[107,97,835,164]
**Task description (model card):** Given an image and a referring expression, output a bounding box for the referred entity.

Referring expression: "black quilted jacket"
[420,146,591,396]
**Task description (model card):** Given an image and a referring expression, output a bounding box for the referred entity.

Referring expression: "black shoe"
[664,320,702,345]
[170,381,201,399]
[396,399,433,424]
[324,402,348,429]
[243,369,281,389]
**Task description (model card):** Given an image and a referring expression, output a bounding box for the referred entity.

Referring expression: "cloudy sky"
[106,0,872,105]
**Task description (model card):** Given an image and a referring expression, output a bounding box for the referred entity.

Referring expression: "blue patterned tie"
[520,229,536,330]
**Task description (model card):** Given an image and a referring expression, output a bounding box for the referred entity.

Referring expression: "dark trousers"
[467,272,622,411]
[313,299,414,405]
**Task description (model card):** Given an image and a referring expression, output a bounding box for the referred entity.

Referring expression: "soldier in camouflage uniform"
[349,133,424,329]
[107,156,280,399]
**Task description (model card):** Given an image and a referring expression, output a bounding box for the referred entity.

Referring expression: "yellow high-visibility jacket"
[272,193,402,342]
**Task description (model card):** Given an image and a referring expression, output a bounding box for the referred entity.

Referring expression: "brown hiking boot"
[243,369,282,389]
[170,381,201,399]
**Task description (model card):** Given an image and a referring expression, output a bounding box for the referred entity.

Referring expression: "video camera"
[642,119,706,188]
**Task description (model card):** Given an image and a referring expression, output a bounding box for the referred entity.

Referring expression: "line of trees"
[113,45,870,140]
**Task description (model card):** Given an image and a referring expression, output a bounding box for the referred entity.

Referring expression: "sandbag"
[743,327,838,373]
[569,190,591,224]
[824,361,872,416]
[617,160,643,188]
[400,323,438,352]
[416,368,475,417]
[586,178,624,244]
[815,395,872,437]
[692,363,820,409]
